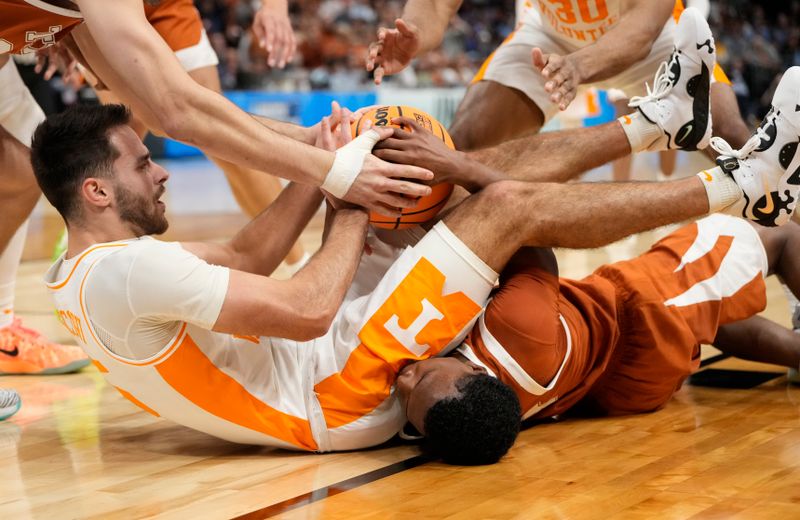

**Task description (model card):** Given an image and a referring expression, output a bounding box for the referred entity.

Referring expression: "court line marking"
[232,352,780,518]
[232,454,432,519]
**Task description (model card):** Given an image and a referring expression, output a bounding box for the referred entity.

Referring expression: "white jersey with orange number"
[44,225,497,452]
[521,0,623,49]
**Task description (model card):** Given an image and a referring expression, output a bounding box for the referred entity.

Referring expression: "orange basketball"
[351,105,454,230]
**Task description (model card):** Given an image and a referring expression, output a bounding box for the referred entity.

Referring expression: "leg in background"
[449,80,545,152]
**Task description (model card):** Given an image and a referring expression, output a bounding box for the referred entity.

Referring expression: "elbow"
[291,305,337,342]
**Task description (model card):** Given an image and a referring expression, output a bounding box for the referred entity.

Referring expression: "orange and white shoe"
[0,319,89,375]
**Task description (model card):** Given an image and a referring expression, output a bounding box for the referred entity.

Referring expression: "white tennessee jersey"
[521,0,623,48]
[45,238,321,451]
[44,226,496,452]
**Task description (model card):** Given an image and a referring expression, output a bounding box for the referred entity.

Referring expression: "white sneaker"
[711,67,800,227]
[0,388,20,421]
[629,7,715,151]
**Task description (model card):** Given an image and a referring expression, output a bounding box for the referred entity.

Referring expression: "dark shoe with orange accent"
[712,67,800,227]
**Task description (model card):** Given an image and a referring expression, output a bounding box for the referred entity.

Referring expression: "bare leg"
[705,82,751,162]
[0,126,39,252]
[713,222,800,368]
[714,316,800,368]
[611,99,633,182]
[449,80,545,152]
[658,150,677,178]
[443,177,709,272]
[186,67,306,265]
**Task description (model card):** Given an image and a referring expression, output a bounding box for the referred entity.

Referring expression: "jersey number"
[547,0,608,24]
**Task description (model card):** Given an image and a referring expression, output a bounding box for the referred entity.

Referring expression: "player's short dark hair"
[423,374,521,465]
[30,104,131,221]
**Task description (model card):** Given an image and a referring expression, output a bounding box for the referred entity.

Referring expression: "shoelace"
[628,61,674,108]
[709,117,773,160]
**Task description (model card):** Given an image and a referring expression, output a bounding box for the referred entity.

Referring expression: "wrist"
[569,53,589,84]
[260,0,288,10]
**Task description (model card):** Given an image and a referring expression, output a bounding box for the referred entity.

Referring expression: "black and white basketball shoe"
[629,7,715,151]
[712,67,800,227]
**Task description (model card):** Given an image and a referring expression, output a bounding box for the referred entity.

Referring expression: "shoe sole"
[0,358,90,375]
[0,400,20,421]
[674,63,711,151]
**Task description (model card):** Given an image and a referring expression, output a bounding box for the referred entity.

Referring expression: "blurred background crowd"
[15,0,800,127]
[199,0,515,91]
[711,0,800,126]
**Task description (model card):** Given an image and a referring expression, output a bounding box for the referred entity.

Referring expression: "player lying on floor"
[396,214,800,465]
[380,73,800,465]
[30,53,799,454]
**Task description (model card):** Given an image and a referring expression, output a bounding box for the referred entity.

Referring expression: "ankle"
[619,112,663,153]
[696,167,743,213]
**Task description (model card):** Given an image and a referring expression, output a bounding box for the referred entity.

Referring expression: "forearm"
[251,114,314,144]
[73,2,332,185]
[569,0,673,84]
[228,183,324,275]
[292,208,369,319]
[467,121,631,183]
[403,0,462,53]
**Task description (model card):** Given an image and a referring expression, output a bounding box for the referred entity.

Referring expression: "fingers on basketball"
[351,105,455,229]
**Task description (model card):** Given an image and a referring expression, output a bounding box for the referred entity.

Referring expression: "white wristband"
[322,129,383,198]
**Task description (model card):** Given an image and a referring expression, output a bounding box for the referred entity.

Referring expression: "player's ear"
[82,177,112,209]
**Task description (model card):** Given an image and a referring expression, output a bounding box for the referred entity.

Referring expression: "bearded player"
[0,0,434,375]
[29,28,800,453]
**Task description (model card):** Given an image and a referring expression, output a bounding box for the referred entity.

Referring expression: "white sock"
[618,112,663,153]
[696,167,743,213]
[0,220,28,330]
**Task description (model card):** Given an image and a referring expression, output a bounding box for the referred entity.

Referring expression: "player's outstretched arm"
[374,117,632,186]
[211,206,369,341]
[71,0,433,214]
[532,0,674,110]
[366,0,463,84]
[186,104,356,275]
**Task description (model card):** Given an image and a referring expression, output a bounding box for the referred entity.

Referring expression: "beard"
[114,182,169,236]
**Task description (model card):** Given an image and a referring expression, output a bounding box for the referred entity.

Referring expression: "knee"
[472,180,538,217]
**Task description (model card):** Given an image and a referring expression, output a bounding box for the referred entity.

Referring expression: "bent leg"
[443,176,710,273]
[707,82,751,157]
[449,80,545,151]
[714,316,800,369]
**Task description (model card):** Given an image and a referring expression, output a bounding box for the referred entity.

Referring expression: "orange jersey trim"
[472,29,518,84]
[47,244,128,291]
[155,333,318,451]
[115,386,161,417]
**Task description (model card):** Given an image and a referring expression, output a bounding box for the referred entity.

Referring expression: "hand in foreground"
[532,48,581,111]
[329,126,433,217]
[372,117,462,184]
[365,19,421,85]
[252,0,296,68]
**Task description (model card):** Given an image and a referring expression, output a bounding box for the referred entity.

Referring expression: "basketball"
[351,105,455,229]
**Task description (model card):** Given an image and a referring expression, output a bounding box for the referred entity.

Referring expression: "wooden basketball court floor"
[3,152,800,519]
